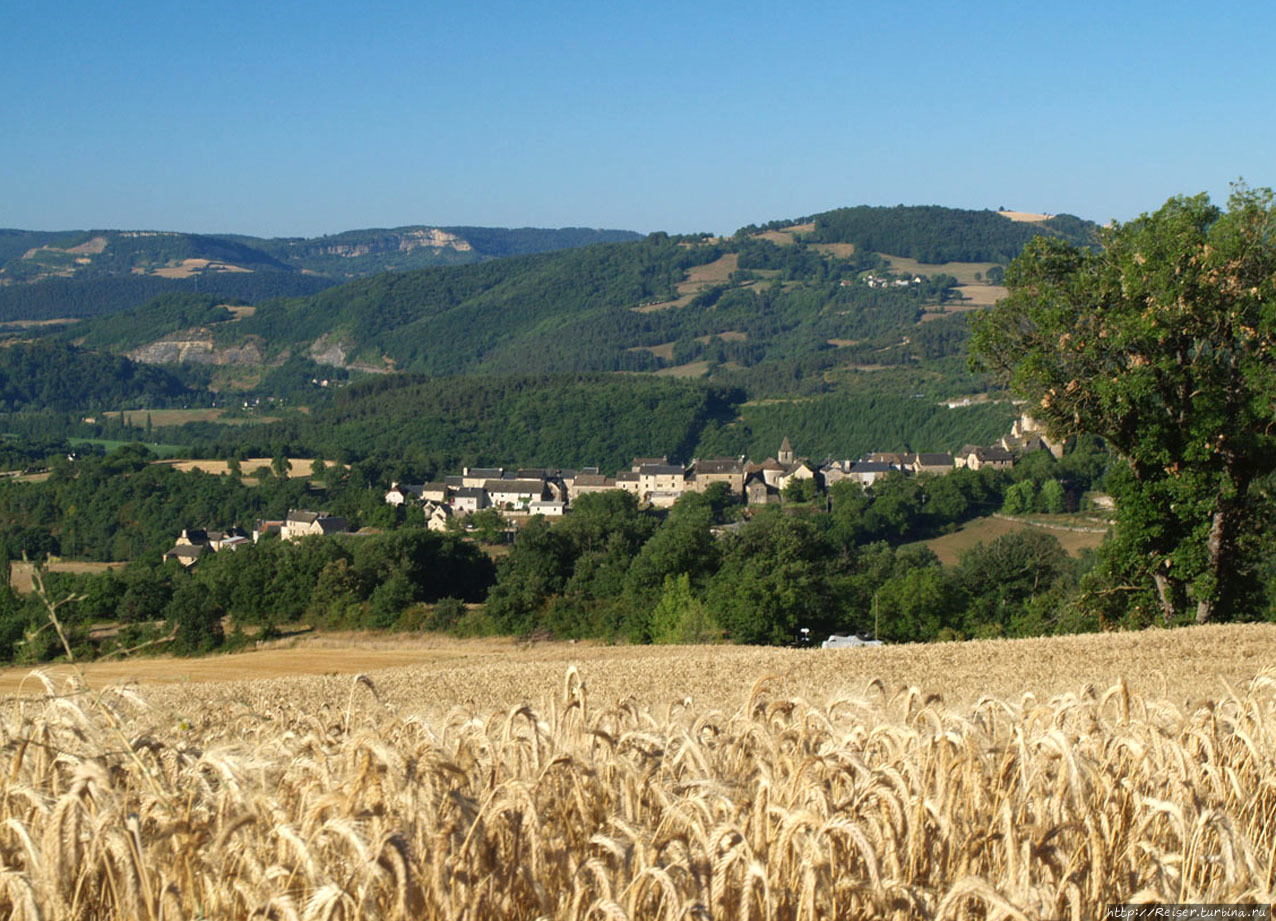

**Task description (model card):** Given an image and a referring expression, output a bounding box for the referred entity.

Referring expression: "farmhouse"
[912,453,955,476]
[452,487,489,515]
[956,445,1015,471]
[688,457,745,496]
[280,510,349,541]
[461,467,503,488]
[638,463,687,507]
[847,461,894,487]
[569,473,617,499]
[484,479,547,509]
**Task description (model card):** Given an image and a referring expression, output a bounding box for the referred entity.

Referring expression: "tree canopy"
[971,186,1276,625]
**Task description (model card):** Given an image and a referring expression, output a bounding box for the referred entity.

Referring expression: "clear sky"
[4,1,1274,237]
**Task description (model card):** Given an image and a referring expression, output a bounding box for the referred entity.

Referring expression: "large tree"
[971,186,1276,625]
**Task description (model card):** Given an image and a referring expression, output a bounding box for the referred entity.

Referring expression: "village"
[162,415,1059,564]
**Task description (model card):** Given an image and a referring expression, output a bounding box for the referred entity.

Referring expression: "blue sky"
[3,1,1274,237]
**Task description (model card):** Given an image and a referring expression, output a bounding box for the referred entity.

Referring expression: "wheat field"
[1,627,1274,918]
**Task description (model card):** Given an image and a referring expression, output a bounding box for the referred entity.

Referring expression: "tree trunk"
[1195,508,1227,625]
[1152,571,1178,625]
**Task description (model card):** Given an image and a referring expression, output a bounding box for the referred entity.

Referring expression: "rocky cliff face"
[128,331,265,366]
[290,229,472,259]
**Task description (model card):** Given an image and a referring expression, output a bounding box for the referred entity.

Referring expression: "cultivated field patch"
[880,254,1004,286]
[8,560,129,593]
[105,407,280,427]
[809,242,856,258]
[652,360,713,378]
[677,252,739,292]
[919,512,1110,566]
[160,457,325,478]
[627,341,675,361]
[630,292,694,313]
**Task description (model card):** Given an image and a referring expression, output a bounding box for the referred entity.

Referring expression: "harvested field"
[919,512,1110,566]
[677,252,738,292]
[809,242,856,258]
[161,457,323,478]
[1,625,1274,918]
[754,229,797,245]
[695,330,746,343]
[999,210,1052,222]
[8,560,130,593]
[949,283,1006,305]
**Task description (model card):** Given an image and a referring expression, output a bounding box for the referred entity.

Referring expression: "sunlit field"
[1,625,1273,918]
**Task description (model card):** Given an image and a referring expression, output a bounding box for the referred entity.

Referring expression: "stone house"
[280,510,348,541]
[912,453,955,476]
[847,461,894,487]
[484,478,547,509]
[687,457,745,496]
[452,487,489,515]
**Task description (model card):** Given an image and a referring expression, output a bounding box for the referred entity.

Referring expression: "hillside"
[0,204,1093,467]
[0,225,642,321]
[72,205,1093,385]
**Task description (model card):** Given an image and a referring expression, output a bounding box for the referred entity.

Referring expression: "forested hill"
[181,205,1096,378]
[0,225,642,322]
[798,205,1097,263]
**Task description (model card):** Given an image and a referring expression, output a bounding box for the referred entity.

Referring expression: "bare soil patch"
[826,338,862,348]
[223,304,255,318]
[65,236,109,255]
[0,317,80,330]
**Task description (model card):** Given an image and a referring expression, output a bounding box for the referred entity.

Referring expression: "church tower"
[778,436,794,466]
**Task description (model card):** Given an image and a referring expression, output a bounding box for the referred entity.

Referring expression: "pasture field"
[68,437,187,457]
[880,254,1005,287]
[103,407,280,427]
[919,512,1110,566]
[2,625,1273,918]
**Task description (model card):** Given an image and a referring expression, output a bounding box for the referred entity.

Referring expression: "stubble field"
[1,625,1273,918]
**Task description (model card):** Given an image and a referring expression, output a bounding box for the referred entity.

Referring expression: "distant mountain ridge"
[43,204,1100,391]
[0,225,643,321]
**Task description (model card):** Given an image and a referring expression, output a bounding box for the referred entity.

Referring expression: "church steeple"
[778,436,794,466]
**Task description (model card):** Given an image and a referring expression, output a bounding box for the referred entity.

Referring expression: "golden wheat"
[0,644,1272,920]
